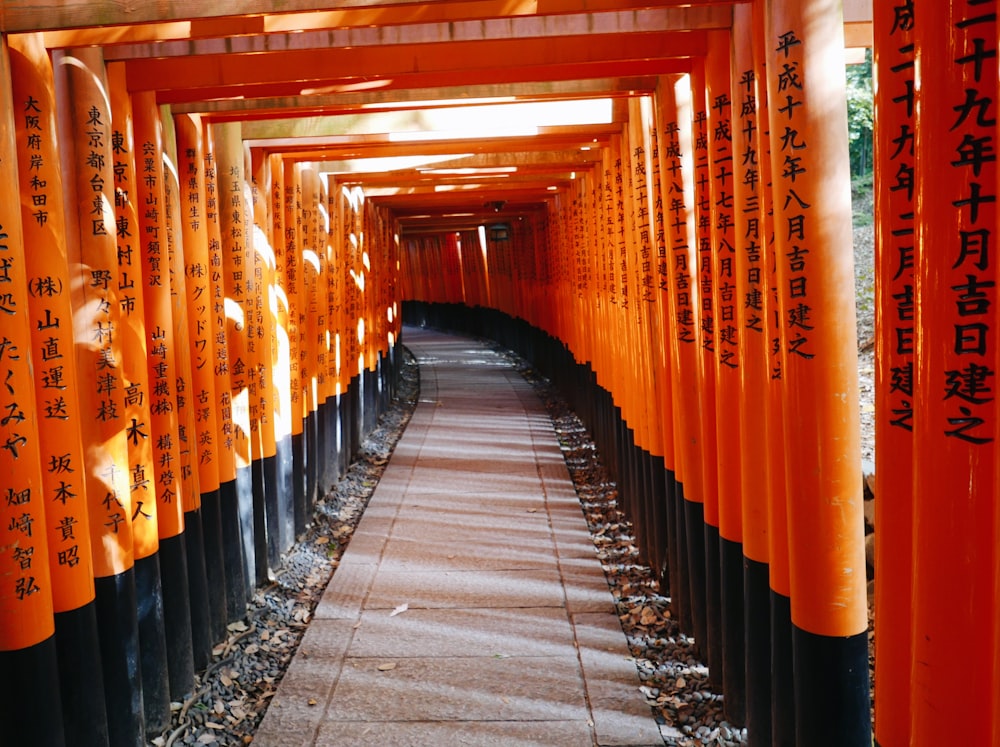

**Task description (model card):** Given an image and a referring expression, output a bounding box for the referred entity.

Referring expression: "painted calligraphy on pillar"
[885,2,916,432]
[940,1,996,445]
[694,101,714,355]
[773,29,816,362]
[633,143,655,304]
[663,119,695,344]
[15,84,92,602]
[711,89,738,369]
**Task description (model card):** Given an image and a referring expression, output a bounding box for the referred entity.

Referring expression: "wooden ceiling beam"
[8,0,736,35]
[173,77,657,122]
[123,30,706,93]
[248,123,619,159]
[102,8,727,61]
[150,59,689,105]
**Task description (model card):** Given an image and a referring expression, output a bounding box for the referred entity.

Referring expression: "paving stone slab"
[346,606,577,659]
[377,534,560,572]
[362,568,568,610]
[315,719,597,746]
[313,563,378,620]
[325,655,589,723]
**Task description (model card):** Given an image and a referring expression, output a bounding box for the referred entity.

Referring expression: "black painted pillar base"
[0,636,67,746]
[291,432,306,537]
[262,453,280,571]
[304,410,318,512]
[250,457,269,586]
[704,523,724,688]
[744,558,772,747]
[684,498,708,658]
[183,508,213,670]
[770,591,796,747]
[135,552,171,735]
[94,569,144,747]
[159,532,195,700]
[275,434,295,552]
[219,478,247,622]
[793,626,871,747]
[673,479,692,635]
[234,463,257,598]
[720,536,747,726]
[198,489,228,639]
[55,601,109,747]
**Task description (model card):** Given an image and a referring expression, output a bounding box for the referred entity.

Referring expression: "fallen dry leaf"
[377,662,397,671]
[389,603,409,617]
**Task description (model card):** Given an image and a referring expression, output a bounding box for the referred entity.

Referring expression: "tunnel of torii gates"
[0,0,995,746]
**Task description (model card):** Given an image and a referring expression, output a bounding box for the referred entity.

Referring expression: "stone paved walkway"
[254,326,664,746]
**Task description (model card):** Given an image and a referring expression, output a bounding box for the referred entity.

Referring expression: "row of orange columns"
[0,35,400,746]
[400,0,871,743]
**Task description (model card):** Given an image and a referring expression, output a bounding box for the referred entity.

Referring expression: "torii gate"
[0,2,995,747]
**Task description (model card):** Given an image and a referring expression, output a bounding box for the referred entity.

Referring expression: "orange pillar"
[911,2,995,743]
[729,4,772,742]
[131,88,196,700]
[212,121,260,598]
[161,110,212,671]
[108,67,173,734]
[283,162,307,532]
[764,1,871,742]
[54,45,142,744]
[0,35,65,747]
[250,148,283,570]
[748,2,796,740]
[8,32,108,745]
[205,124,255,620]
[202,123,246,622]
[174,112,228,645]
[299,165,321,509]
[706,27,746,722]
[872,2,916,744]
[656,73,704,638]
[266,152,295,554]
[690,61,720,672]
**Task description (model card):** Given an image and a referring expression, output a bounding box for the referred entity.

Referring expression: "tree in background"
[846,49,874,178]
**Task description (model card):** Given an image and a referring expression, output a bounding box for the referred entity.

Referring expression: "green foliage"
[846,49,874,178]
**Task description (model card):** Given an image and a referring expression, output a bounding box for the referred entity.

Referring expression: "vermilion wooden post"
[131,88,196,701]
[750,1,795,741]
[911,2,995,743]
[242,141,270,587]
[729,4,771,742]
[706,27,746,722]
[646,94,681,598]
[764,1,871,742]
[872,1,916,744]
[202,123,246,623]
[8,32,108,746]
[174,112,228,645]
[0,36,66,747]
[53,45,143,745]
[212,120,256,607]
[299,165,321,510]
[267,152,295,552]
[330,176,352,478]
[656,73,703,637]
[629,97,672,582]
[689,61,721,674]
[250,148,282,570]
[107,68,172,735]
[160,111,212,672]
[284,162,307,533]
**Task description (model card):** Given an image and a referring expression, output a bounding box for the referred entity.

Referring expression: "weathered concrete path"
[255,326,664,746]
